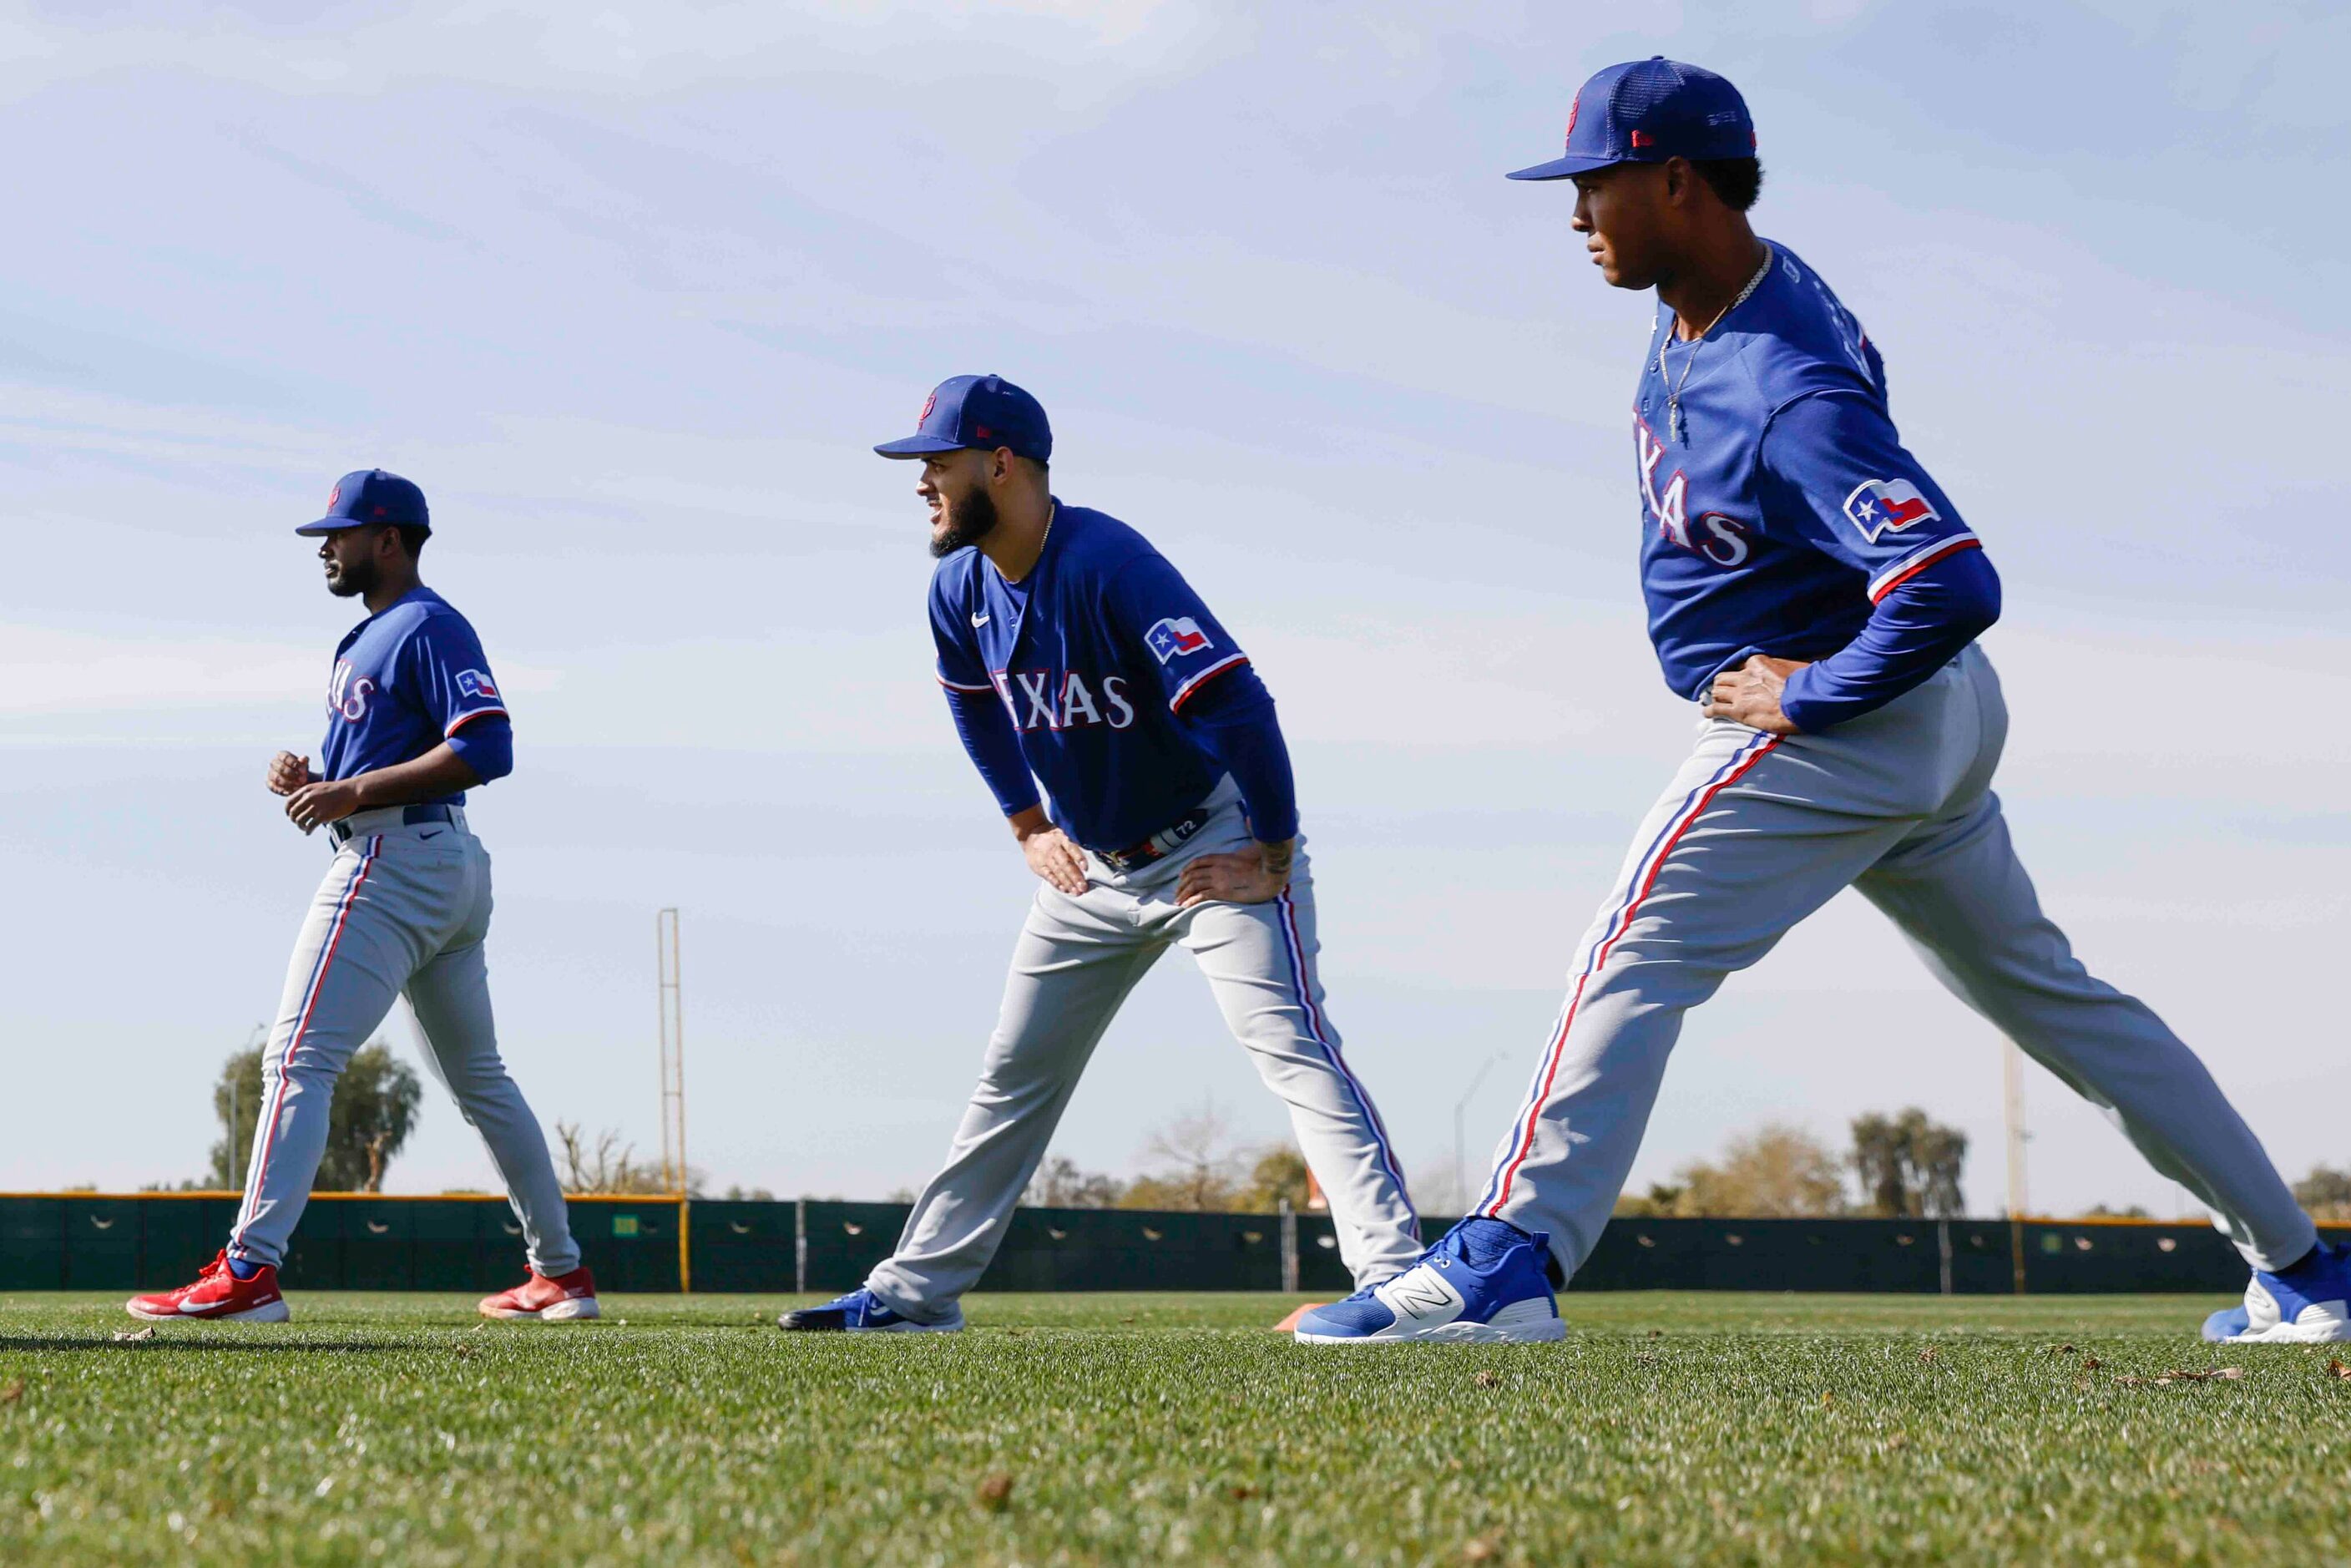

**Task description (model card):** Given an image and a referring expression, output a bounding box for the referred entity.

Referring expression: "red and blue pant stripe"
[1476,731,1781,1217]
[1275,887,1416,1221]
[230,835,381,1260]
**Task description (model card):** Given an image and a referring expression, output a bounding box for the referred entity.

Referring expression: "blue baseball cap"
[1507,58,1756,182]
[296,469,430,536]
[873,374,1052,464]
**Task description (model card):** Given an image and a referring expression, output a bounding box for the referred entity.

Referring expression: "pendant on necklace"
[1669,401,1686,443]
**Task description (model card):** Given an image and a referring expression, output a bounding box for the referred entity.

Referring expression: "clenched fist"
[285,777,363,834]
[266,751,315,796]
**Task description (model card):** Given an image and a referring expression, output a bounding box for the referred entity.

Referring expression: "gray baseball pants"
[867,781,1423,1318]
[1474,645,2316,1276]
[228,807,579,1276]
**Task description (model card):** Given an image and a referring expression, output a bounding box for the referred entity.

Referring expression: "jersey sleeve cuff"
[443,707,508,738]
[1169,653,1251,712]
[1867,534,1981,602]
[938,673,996,694]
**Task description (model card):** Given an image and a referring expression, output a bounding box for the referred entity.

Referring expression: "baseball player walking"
[780,376,1420,1332]
[129,471,596,1324]
[1298,59,2348,1344]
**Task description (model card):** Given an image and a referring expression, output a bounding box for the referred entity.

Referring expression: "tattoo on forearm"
[1261,841,1295,878]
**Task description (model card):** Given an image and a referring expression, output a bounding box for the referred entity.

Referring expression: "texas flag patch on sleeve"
[1145,616,1213,665]
[456,669,501,701]
[1841,478,1940,543]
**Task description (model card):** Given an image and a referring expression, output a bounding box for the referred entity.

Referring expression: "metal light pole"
[656,909,687,1196]
[657,909,693,1292]
[2002,1037,2030,1292]
[2001,1038,2030,1219]
[1453,1052,1504,1216]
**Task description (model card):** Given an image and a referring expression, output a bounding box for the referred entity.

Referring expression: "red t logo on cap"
[920,391,937,422]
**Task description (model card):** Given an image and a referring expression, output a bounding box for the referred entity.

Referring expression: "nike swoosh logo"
[971,613,990,628]
[418,830,444,841]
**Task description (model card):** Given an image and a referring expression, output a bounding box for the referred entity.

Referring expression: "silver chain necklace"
[1006,501,1054,586]
[1658,243,1773,443]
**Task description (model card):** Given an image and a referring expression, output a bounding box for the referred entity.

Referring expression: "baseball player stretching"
[1299,59,2348,1345]
[780,376,1420,1332]
[129,471,595,1324]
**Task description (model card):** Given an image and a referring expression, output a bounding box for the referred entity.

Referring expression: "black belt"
[329,803,455,847]
[1095,807,1212,875]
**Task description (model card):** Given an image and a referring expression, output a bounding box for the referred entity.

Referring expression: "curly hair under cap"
[1691,157,1764,212]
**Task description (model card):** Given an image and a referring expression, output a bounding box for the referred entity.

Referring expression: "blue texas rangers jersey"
[1633,241,1984,700]
[319,587,509,804]
[929,503,1251,852]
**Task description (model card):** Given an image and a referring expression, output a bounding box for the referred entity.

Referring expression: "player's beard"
[326,554,378,599]
[929,485,1000,559]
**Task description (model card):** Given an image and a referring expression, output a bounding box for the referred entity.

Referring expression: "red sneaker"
[126,1250,290,1323]
[479,1265,599,1321]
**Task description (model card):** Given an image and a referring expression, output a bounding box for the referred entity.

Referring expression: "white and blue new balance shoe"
[2199,1303,2250,1343]
[2204,1242,2351,1344]
[776,1287,963,1333]
[1293,1219,1565,1345]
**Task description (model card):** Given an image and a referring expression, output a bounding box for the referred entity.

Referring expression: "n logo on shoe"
[1377,1267,1464,1324]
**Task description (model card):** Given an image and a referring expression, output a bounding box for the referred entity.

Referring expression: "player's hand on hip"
[1176,840,1292,908]
[284,777,362,835]
[1702,655,1808,736]
[1017,822,1090,896]
[266,751,316,797]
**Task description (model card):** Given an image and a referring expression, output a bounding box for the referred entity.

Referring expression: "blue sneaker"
[2209,1242,2351,1344]
[776,1287,963,1333]
[1292,1219,1563,1345]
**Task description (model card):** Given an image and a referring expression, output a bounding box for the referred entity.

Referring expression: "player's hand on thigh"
[266,751,315,796]
[1701,655,1808,735]
[1017,824,1090,896]
[1176,842,1290,908]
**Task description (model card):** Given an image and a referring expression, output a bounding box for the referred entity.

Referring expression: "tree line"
[174,1039,2351,1219]
[1013,1102,2351,1222]
[1005,1102,1979,1220]
[1019,1104,1314,1214]
[1611,1109,1968,1219]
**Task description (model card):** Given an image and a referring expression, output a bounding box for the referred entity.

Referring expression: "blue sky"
[3,0,2344,1218]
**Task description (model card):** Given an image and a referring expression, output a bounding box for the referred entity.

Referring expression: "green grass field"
[0,1289,2343,1565]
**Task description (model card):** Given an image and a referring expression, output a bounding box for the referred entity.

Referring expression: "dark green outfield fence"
[4,1194,2338,1296]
